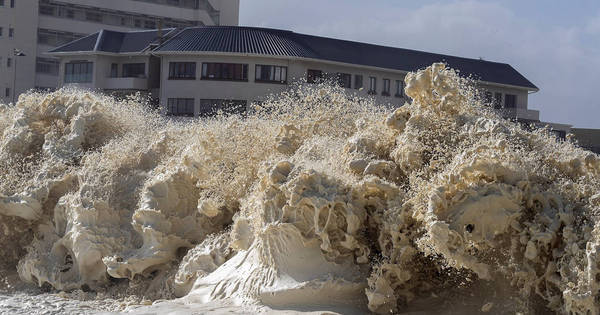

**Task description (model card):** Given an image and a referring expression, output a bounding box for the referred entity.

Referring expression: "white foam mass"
[1,64,600,314]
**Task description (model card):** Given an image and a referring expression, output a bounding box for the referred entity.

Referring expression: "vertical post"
[12,55,17,104]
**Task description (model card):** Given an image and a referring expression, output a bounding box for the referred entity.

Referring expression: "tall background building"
[0,0,240,103]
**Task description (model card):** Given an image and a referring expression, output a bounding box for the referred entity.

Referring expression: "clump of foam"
[1,64,599,314]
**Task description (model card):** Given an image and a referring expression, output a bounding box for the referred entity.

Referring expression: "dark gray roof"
[49,33,99,53]
[156,26,537,90]
[50,29,176,54]
[50,26,537,90]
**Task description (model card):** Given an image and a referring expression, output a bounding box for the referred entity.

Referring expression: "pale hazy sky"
[240,0,600,128]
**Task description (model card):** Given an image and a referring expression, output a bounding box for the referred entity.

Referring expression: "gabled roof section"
[50,28,176,54]
[156,26,318,58]
[49,32,99,53]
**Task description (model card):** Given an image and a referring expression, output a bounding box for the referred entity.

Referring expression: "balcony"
[104,77,149,90]
[500,108,540,121]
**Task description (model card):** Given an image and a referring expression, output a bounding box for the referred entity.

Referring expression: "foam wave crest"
[1,64,599,314]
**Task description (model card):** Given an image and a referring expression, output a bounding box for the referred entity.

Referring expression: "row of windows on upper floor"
[166,98,247,117]
[0,0,15,8]
[39,0,201,31]
[60,60,408,99]
[167,62,407,98]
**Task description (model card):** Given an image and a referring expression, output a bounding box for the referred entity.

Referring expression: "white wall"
[158,54,410,117]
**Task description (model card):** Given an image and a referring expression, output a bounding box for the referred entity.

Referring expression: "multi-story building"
[48,26,544,122]
[0,0,240,103]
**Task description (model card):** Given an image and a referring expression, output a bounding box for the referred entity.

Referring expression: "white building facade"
[0,0,239,103]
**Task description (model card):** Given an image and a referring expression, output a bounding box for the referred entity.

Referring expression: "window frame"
[168,62,196,80]
[306,69,323,84]
[201,63,249,81]
[337,73,352,89]
[64,61,93,83]
[255,64,288,84]
[167,98,195,117]
[354,74,363,90]
[110,63,118,78]
[122,63,145,78]
[395,80,403,97]
[493,92,502,109]
[368,76,377,95]
[504,94,517,109]
[382,78,391,96]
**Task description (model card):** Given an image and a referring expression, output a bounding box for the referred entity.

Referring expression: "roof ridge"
[93,29,105,52]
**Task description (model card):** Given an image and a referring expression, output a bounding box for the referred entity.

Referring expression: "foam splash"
[1,64,599,314]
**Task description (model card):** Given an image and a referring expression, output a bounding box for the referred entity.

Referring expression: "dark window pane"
[354,75,363,89]
[122,63,145,77]
[337,73,351,88]
[504,94,516,108]
[202,63,248,81]
[307,69,323,83]
[64,61,93,83]
[169,62,196,79]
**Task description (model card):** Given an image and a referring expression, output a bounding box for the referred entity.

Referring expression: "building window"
[199,99,247,116]
[167,98,195,117]
[144,20,156,29]
[122,63,145,78]
[5,88,10,97]
[110,63,118,77]
[64,61,93,83]
[494,92,502,109]
[382,79,390,96]
[39,5,55,15]
[504,94,516,108]
[168,62,196,79]
[36,58,60,75]
[37,29,84,46]
[255,65,287,84]
[484,91,492,105]
[10,0,13,7]
[395,80,403,97]
[8,28,14,38]
[368,76,377,94]
[337,73,352,88]
[306,69,323,84]
[201,63,248,81]
[85,11,102,23]
[354,75,363,89]
[7,58,12,67]
[0,0,4,6]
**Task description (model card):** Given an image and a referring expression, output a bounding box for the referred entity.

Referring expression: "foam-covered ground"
[1,64,599,314]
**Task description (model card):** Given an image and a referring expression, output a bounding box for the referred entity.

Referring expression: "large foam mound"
[1,64,599,314]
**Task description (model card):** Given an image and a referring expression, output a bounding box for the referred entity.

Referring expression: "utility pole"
[12,48,26,104]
